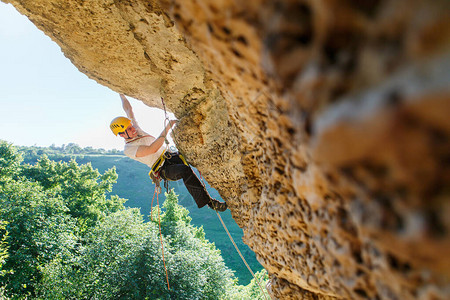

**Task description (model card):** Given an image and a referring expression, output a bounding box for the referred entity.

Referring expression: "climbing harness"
[149,150,189,195]
[149,150,167,178]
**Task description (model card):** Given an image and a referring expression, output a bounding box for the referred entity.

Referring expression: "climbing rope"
[197,174,269,300]
[151,185,170,291]
[150,185,157,222]
[215,211,269,300]
[150,98,175,290]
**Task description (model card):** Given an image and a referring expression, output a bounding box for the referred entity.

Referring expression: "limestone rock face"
[5,0,449,299]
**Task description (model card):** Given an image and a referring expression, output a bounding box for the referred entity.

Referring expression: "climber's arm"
[134,120,177,157]
[120,94,140,127]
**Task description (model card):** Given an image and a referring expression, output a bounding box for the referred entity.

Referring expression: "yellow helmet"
[110,116,131,136]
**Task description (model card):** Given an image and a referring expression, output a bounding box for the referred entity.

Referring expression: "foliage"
[39,191,234,300]
[0,179,77,296]
[0,220,9,300]
[0,141,22,183]
[0,141,124,297]
[0,141,269,299]
[16,142,263,285]
[226,269,270,300]
[20,155,125,231]
[38,209,156,299]
[160,191,234,299]
[0,221,8,275]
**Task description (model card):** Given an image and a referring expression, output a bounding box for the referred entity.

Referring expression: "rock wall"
[4,0,449,299]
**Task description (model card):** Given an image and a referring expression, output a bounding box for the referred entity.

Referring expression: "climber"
[110,93,227,212]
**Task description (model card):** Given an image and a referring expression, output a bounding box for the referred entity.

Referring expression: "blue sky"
[0,3,172,150]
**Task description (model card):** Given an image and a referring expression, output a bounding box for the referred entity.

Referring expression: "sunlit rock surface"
[5,0,449,299]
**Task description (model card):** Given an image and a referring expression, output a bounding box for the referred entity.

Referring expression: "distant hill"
[18,144,263,284]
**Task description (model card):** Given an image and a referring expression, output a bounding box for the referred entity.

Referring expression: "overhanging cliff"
[4,0,449,299]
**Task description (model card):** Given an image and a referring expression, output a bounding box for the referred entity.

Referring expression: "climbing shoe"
[208,199,227,212]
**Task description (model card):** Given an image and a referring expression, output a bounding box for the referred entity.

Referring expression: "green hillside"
[19,145,263,284]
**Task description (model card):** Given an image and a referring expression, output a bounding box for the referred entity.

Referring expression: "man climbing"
[110,93,227,212]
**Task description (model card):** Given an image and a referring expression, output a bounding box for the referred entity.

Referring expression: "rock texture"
[4,0,450,299]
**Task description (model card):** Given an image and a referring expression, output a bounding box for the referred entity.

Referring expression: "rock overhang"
[5,0,449,299]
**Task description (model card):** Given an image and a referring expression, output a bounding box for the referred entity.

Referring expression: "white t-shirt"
[123,127,165,168]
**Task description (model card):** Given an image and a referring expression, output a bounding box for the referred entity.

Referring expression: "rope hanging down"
[215,211,269,300]
[151,186,170,291]
[146,97,171,291]
[196,173,269,300]
[156,188,170,291]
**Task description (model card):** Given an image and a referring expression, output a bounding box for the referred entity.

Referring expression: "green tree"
[0,141,22,183]
[39,191,235,299]
[0,221,8,275]
[0,220,9,299]
[0,142,125,297]
[226,269,270,299]
[20,156,125,231]
[0,179,78,296]
[65,143,82,154]
[160,190,234,299]
[39,209,154,299]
